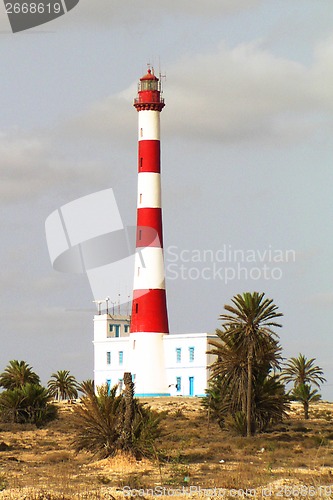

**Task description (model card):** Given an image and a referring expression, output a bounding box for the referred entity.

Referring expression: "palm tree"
[208,292,283,436]
[253,373,290,430]
[19,383,57,425]
[47,370,79,401]
[0,383,57,425]
[121,372,135,451]
[292,383,321,419]
[72,379,161,459]
[281,354,326,389]
[72,383,123,458]
[0,360,40,390]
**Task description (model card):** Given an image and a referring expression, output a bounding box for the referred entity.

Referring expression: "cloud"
[164,39,333,142]
[0,0,260,33]
[63,90,135,145]
[0,130,109,204]
[69,0,260,27]
[65,37,333,145]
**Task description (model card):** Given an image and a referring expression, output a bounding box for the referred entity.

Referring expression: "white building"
[93,314,217,397]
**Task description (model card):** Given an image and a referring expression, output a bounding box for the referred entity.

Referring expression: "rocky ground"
[0,399,333,499]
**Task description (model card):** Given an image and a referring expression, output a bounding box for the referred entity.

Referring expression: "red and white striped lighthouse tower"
[129,68,169,396]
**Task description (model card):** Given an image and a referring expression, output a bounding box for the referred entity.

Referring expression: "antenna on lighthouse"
[93,299,105,315]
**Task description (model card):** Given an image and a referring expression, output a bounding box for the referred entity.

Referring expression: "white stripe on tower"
[129,68,169,396]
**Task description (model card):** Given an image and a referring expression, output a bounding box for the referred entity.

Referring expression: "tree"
[292,383,321,419]
[0,383,57,426]
[0,360,40,390]
[120,372,135,451]
[281,354,326,419]
[208,292,283,436]
[72,378,161,459]
[47,370,79,401]
[281,354,326,389]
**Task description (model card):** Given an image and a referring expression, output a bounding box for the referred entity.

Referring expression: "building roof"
[140,68,158,81]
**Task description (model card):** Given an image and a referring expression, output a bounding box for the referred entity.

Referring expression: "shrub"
[0,383,57,426]
[72,379,161,459]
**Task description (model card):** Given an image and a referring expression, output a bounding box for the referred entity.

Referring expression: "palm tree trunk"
[304,401,309,420]
[247,347,253,437]
[122,372,135,450]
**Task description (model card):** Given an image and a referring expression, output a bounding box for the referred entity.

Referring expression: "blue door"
[189,377,194,396]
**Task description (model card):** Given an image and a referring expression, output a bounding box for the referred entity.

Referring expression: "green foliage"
[0,383,57,426]
[205,372,289,434]
[282,354,326,420]
[131,403,162,458]
[292,383,321,419]
[0,360,40,390]
[207,292,288,435]
[281,354,326,389]
[253,372,290,431]
[72,381,161,459]
[47,370,79,401]
[72,384,122,458]
[224,411,247,436]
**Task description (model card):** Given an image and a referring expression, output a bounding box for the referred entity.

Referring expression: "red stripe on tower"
[130,68,169,335]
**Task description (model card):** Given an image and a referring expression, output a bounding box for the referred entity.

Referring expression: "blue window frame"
[119,351,123,365]
[176,376,181,392]
[176,348,181,363]
[106,379,112,394]
[124,324,129,333]
[106,351,111,365]
[189,347,195,362]
[115,325,120,337]
[189,376,194,396]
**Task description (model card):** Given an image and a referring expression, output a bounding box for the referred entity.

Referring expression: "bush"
[72,380,162,459]
[0,383,57,426]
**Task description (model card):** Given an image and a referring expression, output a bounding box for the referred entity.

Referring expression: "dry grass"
[0,400,333,498]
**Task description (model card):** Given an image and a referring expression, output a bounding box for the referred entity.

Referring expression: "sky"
[1,1,333,398]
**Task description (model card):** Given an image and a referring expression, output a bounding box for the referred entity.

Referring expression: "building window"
[139,157,143,170]
[124,325,129,333]
[135,303,138,314]
[109,324,120,338]
[189,347,195,362]
[176,348,181,363]
[106,351,111,365]
[176,377,181,392]
[119,351,123,365]
[139,229,142,240]
[139,193,142,204]
[189,376,194,396]
[118,378,123,392]
[140,128,143,138]
[106,379,112,395]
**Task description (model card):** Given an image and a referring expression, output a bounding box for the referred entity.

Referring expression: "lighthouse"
[129,68,170,396]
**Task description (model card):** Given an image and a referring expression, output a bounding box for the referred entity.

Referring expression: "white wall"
[93,316,217,397]
[164,333,216,397]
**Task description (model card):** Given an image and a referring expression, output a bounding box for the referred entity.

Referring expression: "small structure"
[93,314,216,397]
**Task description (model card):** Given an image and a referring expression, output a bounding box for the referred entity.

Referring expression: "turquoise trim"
[135,393,171,397]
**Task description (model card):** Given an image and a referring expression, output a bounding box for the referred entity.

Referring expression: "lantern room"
[134,68,165,111]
